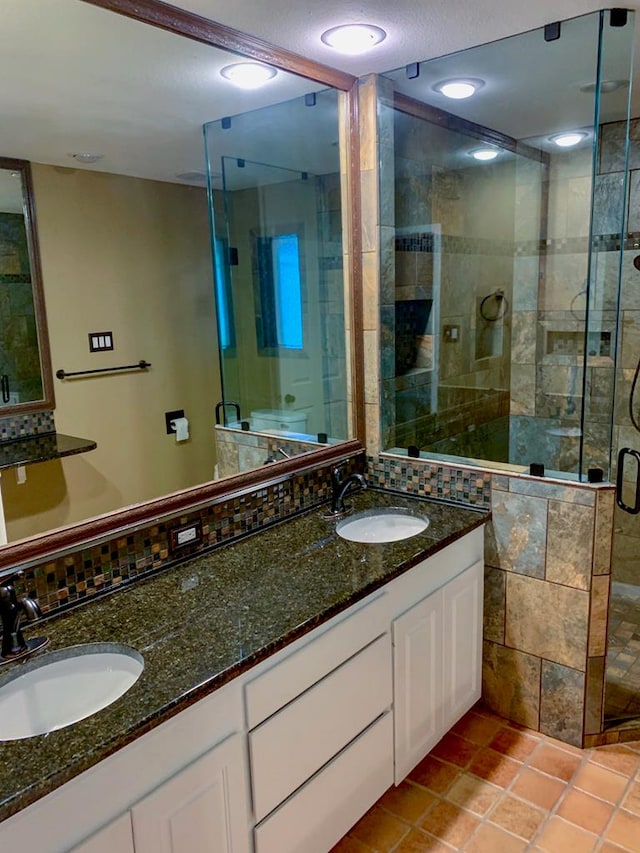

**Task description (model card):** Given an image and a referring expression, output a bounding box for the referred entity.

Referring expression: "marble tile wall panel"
[539,661,585,746]
[485,490,547,578]
[588,574,610,657]
[482,640,541,729]
[585,656,606,735]
[483,567,506,643]
[594,489,614,574]
[505,573,589,670]
[545,500,594,590]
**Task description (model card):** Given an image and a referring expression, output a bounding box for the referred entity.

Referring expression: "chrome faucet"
[0,572,45,660]
[330,467,367,516]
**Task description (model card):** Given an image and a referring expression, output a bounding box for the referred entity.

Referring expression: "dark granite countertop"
[0,433,97,471]
[0,489,487,823]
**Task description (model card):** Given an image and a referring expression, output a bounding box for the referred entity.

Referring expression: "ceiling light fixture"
[550,131,588,148]
[470,147,499,161]
[580,79,628,94]
[320,24,387,55]
[71,153,104,164]
[220,62,277,89]
[434,78,484,100]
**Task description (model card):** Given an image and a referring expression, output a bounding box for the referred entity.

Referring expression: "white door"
[443,561,483,728]
[393,588,444,783]
[131,734,251,853]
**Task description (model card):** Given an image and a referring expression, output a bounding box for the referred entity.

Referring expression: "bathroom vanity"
[0,491,486,852]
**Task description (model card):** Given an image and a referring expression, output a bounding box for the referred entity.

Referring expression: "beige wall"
[4,165,220,540]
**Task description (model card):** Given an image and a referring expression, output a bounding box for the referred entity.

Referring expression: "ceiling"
[164,0,640,79]
[0,0,638,197]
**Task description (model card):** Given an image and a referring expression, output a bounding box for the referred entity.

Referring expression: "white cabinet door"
[393,588,443,783]
[443,560,483,729]
[131,733,251,853]
[72,813,134,853]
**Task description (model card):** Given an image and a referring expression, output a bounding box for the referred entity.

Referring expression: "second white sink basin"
[0,643,144,741]
[336,507,429,543]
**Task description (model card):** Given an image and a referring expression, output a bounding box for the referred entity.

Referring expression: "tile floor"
[331,704,640,852]
[606,582,640,722]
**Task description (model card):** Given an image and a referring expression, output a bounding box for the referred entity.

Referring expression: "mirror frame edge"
[0,438,365,571]
[0,0,365,569]
[0,156,55,415]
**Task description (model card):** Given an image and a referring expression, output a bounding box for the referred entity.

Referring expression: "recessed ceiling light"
[71,153,104,164]
[580,79,629,94]
[550,131,588,148]
[320,24,387,55]
[220,62,277,89]
[433,78,484,100]
[470,147,499,161]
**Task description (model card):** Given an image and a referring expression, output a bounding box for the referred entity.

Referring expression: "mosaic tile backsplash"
[0,410,55,442]
[15,456,361,615]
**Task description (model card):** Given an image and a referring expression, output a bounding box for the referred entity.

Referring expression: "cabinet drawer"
[254,711,393,853]
[245,592,387,729]
[250,633,392,822]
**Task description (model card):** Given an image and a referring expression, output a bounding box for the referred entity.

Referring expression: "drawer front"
[245,592,387,729]
[250,633,392,822]
[254,712,393,853]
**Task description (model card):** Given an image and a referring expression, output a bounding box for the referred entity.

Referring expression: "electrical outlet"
[169,520,202,552]
[443,324,460,342]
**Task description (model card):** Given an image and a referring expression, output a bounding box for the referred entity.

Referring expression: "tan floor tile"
[468,748,521,788]
[535,816,598,852]
[378,782,436,824]
[489,728,539,761]
[590,745,640,778]
[529,743,582,782]
[431,732,480,768]
[556,788,614,834]
[599,843,633,853]
[349,805,410,852]
[330,836,375,853]
[451,711,504,746]
[419,800,479,848]
[463,823,527,853]
[573,762,629,803]
[622,781,640,816]
[605,809,640,851]
[446,773,501,816]
[409,756,460,795]
[392,828,454,852]
[510,767,565,811]
[543,735,584,755]
[488,794,545,841]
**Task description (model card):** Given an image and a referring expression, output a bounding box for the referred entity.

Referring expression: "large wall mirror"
[0,0,359,547]
[0,159,53,415]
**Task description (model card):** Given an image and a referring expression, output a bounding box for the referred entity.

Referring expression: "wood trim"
[393,92,549,165]
[0,157,55,415]
[80,0,357,91]
[0,439,364,571]
[347,81,366,445]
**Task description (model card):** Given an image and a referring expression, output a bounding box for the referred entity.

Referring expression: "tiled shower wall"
[369,451,615,748]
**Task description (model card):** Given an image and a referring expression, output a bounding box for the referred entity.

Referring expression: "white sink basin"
[336,507,429,543]
[0,643,144,740]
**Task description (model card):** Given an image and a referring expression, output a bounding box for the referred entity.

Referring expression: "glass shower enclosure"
[203,89,349,455]
[378,9,634,485]
[378,9,640,732]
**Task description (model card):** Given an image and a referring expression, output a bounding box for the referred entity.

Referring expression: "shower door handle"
[616,448,640,514]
